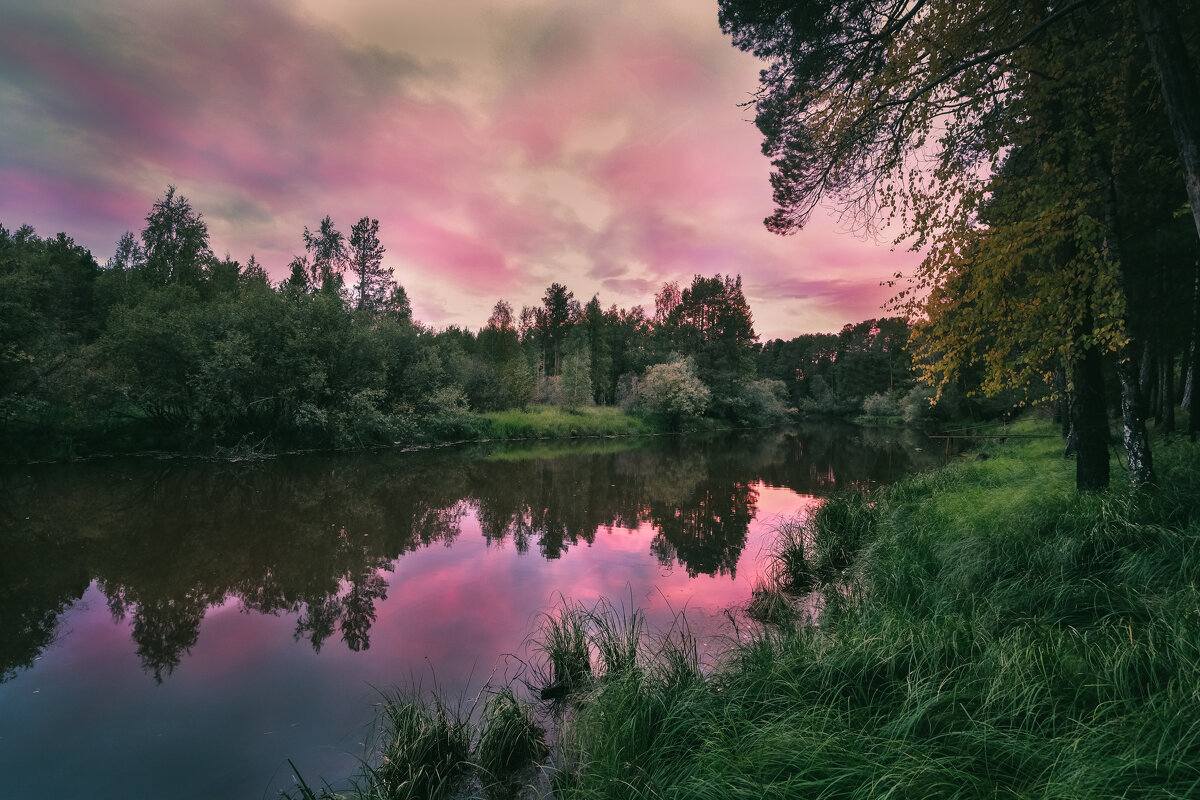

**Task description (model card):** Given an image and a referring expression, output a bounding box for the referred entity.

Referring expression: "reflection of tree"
[0,535,89,683]
[1,424,954,681]
[339,570,389,652]
[105,583,208,683]
[646,483,758,578]
[295,596,340,653]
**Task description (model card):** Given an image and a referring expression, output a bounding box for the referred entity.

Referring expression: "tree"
[348,217,393,313]
[540,282,579,376]
[303,215,348,295]
[666,274,758,403]
[557,332,593,410]
[283,255,311,295]
[719,0,1199,486]
[487,299,514,332]
[104,231,144,305]
[583,295,614,404]
[141,186,210,287]
[240,254,269,289]
[626,358,711,429]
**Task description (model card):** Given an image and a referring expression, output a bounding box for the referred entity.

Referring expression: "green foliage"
[2,195,931,461]
[623,357,711,428]
[141,186,210,287]
[557,332,593,410]
[860,390,902,418]
[720,377,792,426]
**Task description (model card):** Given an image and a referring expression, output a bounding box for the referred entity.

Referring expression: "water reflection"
[0,424,942,684]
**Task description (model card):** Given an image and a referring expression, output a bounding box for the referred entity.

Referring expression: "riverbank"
[1,405,676,464]
[546,421,1200,798]
[294,419,1200,798]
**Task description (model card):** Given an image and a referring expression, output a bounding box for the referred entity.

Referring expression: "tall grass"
[475,688,547,798]
[547,425,1200,799]
[480,406,653,440]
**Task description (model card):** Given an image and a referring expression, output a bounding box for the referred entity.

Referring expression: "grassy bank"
[475,406,655,441]
[548,422,1200,798]
[291,421,1200,798]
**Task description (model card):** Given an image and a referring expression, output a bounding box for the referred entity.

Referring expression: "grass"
[475,688,547,798]
[478,406,654,441]
[543,420,1200,799]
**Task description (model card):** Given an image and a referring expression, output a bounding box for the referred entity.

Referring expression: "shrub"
[624,358,711,428]
[861,391,902,417]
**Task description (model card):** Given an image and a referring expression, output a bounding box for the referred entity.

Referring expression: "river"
[0,423,950,799]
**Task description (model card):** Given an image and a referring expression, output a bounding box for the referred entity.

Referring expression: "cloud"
[0,0,917,339]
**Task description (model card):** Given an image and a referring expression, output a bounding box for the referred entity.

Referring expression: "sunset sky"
[0,0,918,339]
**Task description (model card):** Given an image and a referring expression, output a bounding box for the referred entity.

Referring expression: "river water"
[0,424,948,799]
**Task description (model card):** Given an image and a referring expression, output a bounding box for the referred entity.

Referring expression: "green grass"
[478,406,654,441]
[475,688,547,797]
[545,422,1200,799]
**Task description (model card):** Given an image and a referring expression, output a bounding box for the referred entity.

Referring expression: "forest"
[1,188,948,462]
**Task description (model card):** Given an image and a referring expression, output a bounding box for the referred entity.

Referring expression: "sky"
[0,0,919,339]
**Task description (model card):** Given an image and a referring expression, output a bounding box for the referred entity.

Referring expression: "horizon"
[0,0,919,340]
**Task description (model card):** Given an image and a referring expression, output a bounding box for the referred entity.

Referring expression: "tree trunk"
[1140,338,1155,400]
[1161,348,1176,432]
[1189,268,1200,439]
[1070,346,1111,491]
[1136,0,1200,246]
[1089,146,1157,486]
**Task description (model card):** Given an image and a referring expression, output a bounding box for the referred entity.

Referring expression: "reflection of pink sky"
[0,0,921,338]
[368,482,818,680]
[0,480,820,798]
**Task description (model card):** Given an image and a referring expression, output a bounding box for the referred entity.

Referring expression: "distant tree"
[382,284,412,323]
[141,186,210,287]
[488,299,515,332]
[204,255,240,299]
[583,295,614,404]
[303,215,348,296]
[628,358,711,429]
[348,217,392,313]
[240,254,269,289]
[283,255,311,295]
[558,332,593,410]
[667,274,757,403]
[104,230,144,305]
[541,283,579,376]
[654,281,681,324]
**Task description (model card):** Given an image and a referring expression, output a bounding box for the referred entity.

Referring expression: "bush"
[901,383,959,426]
[861,391,902,417]
[420,385,483,441]
[622,358,711,428]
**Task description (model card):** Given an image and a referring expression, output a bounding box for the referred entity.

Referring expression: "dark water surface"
[1,424,948,799]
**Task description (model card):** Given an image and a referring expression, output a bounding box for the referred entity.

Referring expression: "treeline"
[1,188,813,460]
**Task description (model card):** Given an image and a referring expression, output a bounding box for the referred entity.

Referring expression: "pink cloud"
[0,0,921,338]
[397,219,517,295]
